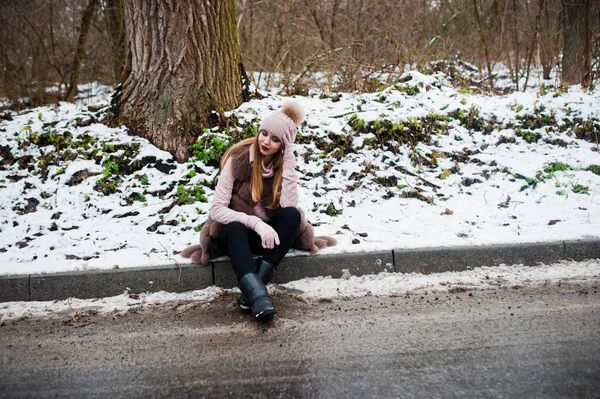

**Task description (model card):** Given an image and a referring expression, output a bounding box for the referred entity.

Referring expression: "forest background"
[1,0,598,111]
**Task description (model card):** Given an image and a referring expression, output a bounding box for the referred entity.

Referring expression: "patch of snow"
[1,259,598,321]
[281,258,600,300]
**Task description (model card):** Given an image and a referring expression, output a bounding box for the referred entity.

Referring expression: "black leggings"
[217,207,302,281]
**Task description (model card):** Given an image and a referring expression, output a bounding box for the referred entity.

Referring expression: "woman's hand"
[279,128,300,208]
[282,128,296,154]
[255,221,280,249]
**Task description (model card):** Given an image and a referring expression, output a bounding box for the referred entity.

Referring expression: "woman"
[182,101,336,321]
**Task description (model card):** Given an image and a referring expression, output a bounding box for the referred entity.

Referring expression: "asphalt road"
[1,280,599,398]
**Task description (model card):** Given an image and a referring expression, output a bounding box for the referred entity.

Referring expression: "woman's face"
[257,129,282,158]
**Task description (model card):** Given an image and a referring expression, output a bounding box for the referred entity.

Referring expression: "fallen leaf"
[439,169,451,180]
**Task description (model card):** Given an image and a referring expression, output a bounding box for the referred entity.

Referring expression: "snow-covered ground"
[1,69,599,278]
[1,258,598,322]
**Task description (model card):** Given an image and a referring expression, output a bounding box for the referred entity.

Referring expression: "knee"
[223,221,248,237]
[281,207,301,228]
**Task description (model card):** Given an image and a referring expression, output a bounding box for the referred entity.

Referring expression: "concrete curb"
[1,238,599,302]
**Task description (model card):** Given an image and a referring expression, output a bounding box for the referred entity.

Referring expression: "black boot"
[256,257,277,283]
[239,258,277,310]
[238,273,276,320]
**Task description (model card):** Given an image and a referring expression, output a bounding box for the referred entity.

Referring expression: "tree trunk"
[65,0,99,102]
[0,40,17,107]
[561,0,591,85]
[540,0,554,80]
[116,0,244,162]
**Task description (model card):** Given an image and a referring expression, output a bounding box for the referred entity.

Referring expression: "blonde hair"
[221,136,284,209]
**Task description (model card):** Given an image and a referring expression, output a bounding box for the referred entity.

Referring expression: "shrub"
[126,192,147,204]
[572,184,589,195]
[176,184,208,205]
[543,162,570,173]
[514,128,541,143]
[588,165,600,175]
[189,132,230,167]
[447,105,489,132]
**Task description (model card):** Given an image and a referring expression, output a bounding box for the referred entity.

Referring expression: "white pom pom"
[281,100,306,125]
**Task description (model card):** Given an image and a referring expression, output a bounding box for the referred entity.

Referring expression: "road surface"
[1,280,599,398]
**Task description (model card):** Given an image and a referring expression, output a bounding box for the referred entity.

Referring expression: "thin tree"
[115,0,245,162]
[523,0,545,91]
[102,0,127,83]
[561,0,592,86]
[510,0,520,90]
[65,0,99,102]
[473,0,496,92]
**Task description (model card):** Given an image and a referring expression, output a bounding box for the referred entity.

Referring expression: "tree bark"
[116,0,244,162]
[65,0,99,102]
[561,0,591,85]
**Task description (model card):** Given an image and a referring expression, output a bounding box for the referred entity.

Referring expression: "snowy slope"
[1,71,599,276]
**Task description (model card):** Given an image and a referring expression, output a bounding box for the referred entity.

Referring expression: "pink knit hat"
[259,100,306,142]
